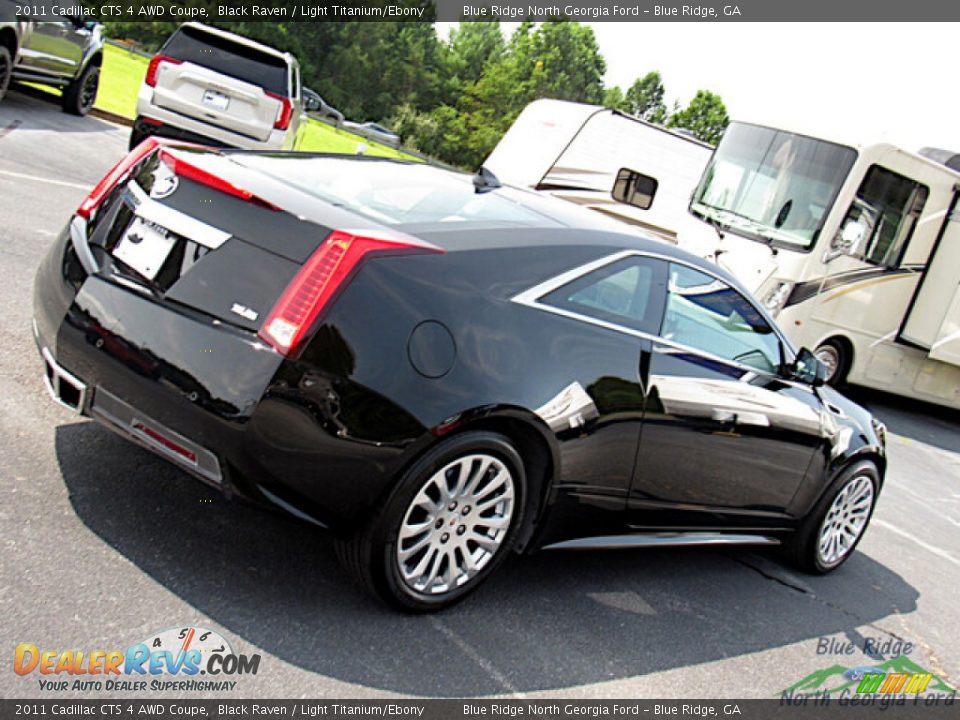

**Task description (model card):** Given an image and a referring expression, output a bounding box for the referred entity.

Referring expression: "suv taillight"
[258,230,443,356]
[266,92,293,130]
[145,55,182,87]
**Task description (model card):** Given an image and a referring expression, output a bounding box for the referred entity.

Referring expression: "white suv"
[130,23,314,151]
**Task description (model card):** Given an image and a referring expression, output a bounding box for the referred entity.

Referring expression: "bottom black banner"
[1,699,958,720]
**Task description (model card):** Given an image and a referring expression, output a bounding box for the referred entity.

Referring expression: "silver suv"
[0,11,103,115]
[130,23,313,151]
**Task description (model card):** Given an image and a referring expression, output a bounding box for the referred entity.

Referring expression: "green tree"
[667,89,729,144]
[625,71,667,123]
[603,85,628,112]
[447,22,505,86]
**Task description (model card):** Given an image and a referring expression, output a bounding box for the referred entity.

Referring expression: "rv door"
[901,190,960,365]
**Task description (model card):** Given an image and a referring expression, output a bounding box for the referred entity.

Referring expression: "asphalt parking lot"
[1,87,958,700]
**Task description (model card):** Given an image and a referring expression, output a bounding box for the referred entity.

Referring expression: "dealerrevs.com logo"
[14,626,261,692]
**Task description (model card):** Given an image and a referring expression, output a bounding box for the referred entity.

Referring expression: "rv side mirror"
[789,347,827,387]
[825,219,867,263]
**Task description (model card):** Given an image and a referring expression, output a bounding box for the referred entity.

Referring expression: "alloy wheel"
[817,475,874,566]
[814,344,841,383]
[396,453,515,595]
[80,71,99,113]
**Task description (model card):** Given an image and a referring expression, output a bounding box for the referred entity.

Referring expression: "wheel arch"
[0,26,17,58]
[77,48,103,77]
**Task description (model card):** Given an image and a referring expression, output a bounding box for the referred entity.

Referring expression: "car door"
[530,255,666,502]
[629,260,827,529]
[19,19,81,77]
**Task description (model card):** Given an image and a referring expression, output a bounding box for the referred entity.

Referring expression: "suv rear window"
[161,26,289,96]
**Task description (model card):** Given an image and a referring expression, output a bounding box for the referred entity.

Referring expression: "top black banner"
[5,0,960,22]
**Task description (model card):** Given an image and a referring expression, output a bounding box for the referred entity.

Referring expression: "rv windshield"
[691,124,856,250]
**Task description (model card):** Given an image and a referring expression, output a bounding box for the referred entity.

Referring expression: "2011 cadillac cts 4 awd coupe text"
[33,141,887,611]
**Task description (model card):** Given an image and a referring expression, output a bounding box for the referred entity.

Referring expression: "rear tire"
[786,460,879,574]
[814,338,850,386]
[335,431,526,612]
[0,46,12,105]
[129,125,151,151]
[62,63,99,116]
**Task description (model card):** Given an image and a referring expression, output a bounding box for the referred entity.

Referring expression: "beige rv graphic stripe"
[785,264,925,308]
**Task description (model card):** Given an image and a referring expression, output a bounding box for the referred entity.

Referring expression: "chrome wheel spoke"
[398,532,431,559]
[396,452,515,596]
[817,474,875,566]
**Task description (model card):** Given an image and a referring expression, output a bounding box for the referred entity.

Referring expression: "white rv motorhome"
[676,121,960,410]
[483,99,713,243]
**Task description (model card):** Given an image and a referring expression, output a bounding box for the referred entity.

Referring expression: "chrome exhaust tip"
[41,347,88,413]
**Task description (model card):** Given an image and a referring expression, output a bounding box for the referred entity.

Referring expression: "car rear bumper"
[31,227,408,533]
[35,327,224,488]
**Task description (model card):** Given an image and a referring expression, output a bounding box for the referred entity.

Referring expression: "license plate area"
[113,217,176,280]
[202,89,230,111]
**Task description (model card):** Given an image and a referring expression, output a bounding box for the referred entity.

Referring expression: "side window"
[662,264,782,374]
[612,168,658,210]
[540,257,666,334]
[837,165,928,267]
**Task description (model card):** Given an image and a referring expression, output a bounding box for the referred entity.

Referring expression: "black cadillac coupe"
[33,140,887,611]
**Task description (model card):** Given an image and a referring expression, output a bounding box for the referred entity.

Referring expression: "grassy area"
[97,44,414,160]
[96,43,145,119]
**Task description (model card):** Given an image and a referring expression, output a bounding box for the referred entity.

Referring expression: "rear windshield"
[161,26,289,96]
[228,157,559,228]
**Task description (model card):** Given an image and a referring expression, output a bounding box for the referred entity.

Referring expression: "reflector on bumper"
[90,387,223,486]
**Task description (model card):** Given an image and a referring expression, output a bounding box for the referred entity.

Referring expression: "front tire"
[62,63,99,116]
[0,46,12,105]
[335,431,526,612]
[787,460,879,574]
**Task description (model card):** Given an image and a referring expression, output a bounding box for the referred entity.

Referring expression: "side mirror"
[824,219,866,263]
[788,347,827,387]
[303,89,322,113]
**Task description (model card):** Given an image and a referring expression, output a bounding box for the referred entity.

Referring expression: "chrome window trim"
[511,249,804,386]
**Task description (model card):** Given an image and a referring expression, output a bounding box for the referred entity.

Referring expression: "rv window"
[612,169,658,210]
[837,166,929,267]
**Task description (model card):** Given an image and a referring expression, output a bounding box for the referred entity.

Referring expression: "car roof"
[220,151,734,284]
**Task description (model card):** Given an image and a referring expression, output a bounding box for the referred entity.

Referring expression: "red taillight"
[145,54,182,87]
[76,137,204,221]
[266,91,293,130]
[258,230,443,356]
[76,136,163,220]
[159,149,280,211]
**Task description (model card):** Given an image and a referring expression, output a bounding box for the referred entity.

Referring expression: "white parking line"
[0,169,88,190]
[873,519,960,568]
[429,616,525,697]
